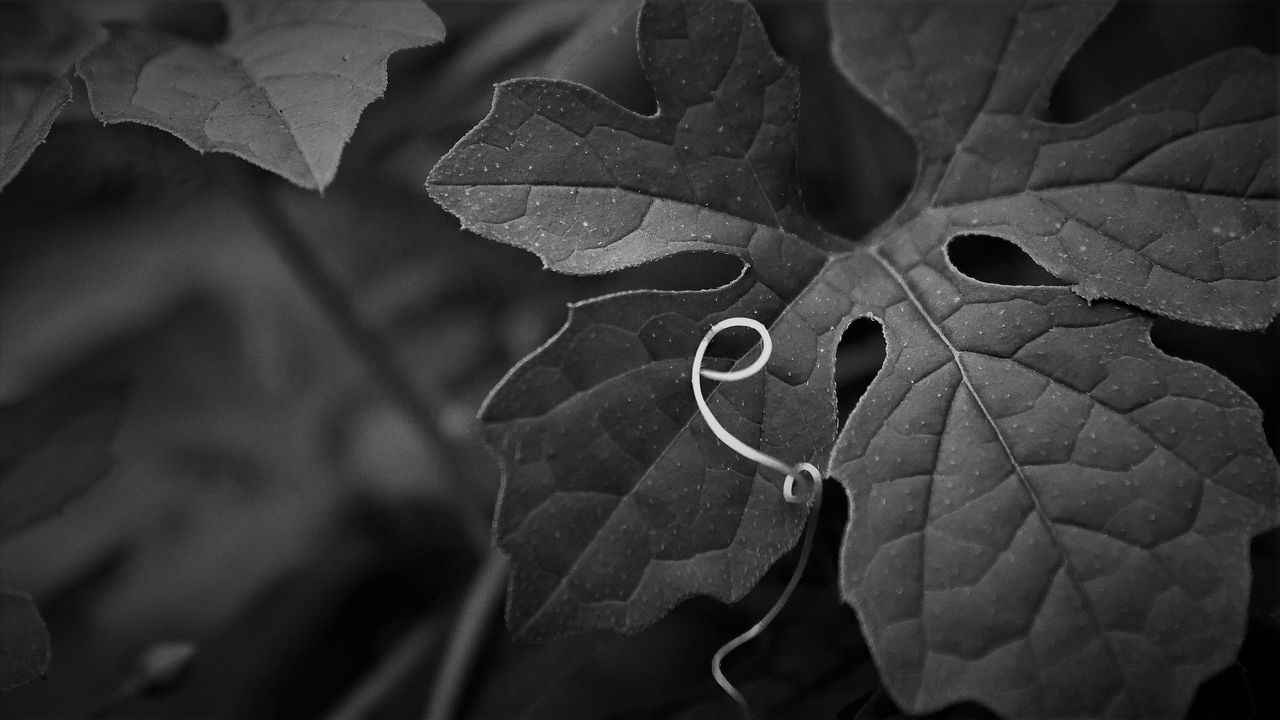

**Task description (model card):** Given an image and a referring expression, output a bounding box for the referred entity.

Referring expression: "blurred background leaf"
[0,373,128,542]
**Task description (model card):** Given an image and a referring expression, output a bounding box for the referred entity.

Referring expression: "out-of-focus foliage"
[0,373,127,543]
[77,0,444,190]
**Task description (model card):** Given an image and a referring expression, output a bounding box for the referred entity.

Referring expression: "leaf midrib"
[218,48,321,187]
[868,246,1135,708]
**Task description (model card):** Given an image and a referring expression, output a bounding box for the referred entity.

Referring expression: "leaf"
[0,590,51,692]
[76,0,444,190]
[0,376,129,541]
[428,0,1280,717]
[0,3,103,191]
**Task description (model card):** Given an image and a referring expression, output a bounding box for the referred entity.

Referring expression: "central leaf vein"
[869,247,1132,701]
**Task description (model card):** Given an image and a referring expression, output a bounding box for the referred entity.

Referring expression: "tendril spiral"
[691,317,820,503]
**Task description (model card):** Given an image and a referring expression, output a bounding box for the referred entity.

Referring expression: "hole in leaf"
[946,235,1066,287]
[1149,318,1278,447]
[835,317,886,421]
[1048,0,1277,123]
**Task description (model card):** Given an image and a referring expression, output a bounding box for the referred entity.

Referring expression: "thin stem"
[238,173,490,548]
[424,552,509,720]
[713,480,824,720]
[321,616,444,720]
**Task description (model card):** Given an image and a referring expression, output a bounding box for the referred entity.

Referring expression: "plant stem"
[424,552,509,720]
[321,616,444,720]
[239,173,490,549]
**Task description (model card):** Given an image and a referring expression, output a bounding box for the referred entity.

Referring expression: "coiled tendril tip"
[691,317,819,505]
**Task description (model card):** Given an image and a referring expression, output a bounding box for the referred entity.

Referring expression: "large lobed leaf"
[428,0,1279,717]
[827,3,1277,716]
[77,0,444,190]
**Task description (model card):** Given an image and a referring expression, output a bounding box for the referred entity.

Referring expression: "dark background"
[0,1,1275,718]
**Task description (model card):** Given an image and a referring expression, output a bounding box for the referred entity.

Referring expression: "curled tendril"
[691,317,820,503]
[691,316,824,720]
